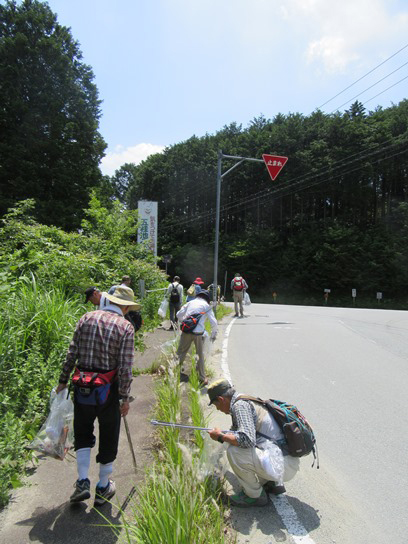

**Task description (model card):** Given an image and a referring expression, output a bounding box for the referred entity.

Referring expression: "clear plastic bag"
[257,442,285,485]
[243,292,251,305]
[158,298,169,318]
[202,331,211,361]
[28,388,74,460]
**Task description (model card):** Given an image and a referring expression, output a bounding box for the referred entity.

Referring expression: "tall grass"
[0,274,171,507]
[108,332,229,543]
[0,276,82,506]
[189,365,207,452]
[114,458,225,544]
[154,373,182,466]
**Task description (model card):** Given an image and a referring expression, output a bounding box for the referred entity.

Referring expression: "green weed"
[105,332,229,543]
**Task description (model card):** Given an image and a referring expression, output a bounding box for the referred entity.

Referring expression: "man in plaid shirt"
[57,287,139,506]
[207,379,299,507]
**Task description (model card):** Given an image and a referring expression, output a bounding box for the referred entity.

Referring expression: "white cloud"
[306,36,359,74]
[285,0,408,74]
[100,143,166,176]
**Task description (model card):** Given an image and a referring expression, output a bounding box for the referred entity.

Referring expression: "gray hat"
[207,379,232,405]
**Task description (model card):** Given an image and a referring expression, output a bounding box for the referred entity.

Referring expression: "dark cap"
[84,287,97,303]
[196,289,210,303]
[207,379,232,405]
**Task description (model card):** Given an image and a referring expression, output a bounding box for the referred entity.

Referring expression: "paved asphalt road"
[223,302,408,544]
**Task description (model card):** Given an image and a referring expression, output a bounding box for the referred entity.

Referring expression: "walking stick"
[121,399,137,474]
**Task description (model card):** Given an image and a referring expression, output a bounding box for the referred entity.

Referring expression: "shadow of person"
[15,499,123,544]
[224,470,320,542]
[229,494,320,543]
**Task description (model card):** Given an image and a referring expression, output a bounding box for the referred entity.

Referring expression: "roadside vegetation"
[108,347,231,543]
[0,199,166,507]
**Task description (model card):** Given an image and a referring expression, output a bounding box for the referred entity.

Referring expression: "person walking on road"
[231,273,248,318]
[207,379,299,507]
[56,287,139,506]
[166,275,183,330]
[176,290,217,385]
[186,277,204,302]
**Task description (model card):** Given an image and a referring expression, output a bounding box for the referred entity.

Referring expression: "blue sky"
[45,0,408,175]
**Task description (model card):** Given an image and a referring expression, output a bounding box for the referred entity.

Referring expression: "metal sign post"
[213,150,286,312]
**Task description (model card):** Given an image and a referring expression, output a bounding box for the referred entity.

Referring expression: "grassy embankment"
[105,306,233,543]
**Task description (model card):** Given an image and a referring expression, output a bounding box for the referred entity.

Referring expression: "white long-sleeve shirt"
[176,298,218,337]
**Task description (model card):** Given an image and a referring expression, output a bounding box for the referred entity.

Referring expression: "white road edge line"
[223,317,317,544]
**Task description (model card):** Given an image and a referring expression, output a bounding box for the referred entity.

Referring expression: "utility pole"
[213,151,264,311]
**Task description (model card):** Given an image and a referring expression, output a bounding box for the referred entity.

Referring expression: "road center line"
[223,317,317,544]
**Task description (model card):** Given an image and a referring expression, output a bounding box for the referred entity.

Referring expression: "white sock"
[98,462,113,488]
[76,448,91,481]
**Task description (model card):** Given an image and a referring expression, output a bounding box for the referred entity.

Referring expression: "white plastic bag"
[158,298,169,318]
[243,292,251,305]
[257,442,285,485]
[28,388,74,460]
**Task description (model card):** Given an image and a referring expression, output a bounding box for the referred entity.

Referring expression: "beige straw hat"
[105,287,141,311]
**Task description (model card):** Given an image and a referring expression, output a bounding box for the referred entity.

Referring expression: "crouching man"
[207,379,299,507]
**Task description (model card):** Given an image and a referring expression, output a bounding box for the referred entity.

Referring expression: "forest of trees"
[113,101,408,302]
[0,0,106,230]
[1,0,408,305]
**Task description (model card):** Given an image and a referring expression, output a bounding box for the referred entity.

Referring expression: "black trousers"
[169,302,181,323]
[73,383,121,464]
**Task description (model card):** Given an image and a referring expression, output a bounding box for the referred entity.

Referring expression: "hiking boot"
[230,489,268,508]
[263,481,286,495]
[234,314,239,317]
[94,479,116,506]
[180,372,189,383]
[70,478,90,503]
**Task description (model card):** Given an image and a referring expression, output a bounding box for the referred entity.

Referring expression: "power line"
[316,42,408,110]
[217,144,407,216]
[362,74,408,106]
[186,147,407,228]
[168,136,407,228]
[162,137,408,230]
[165,134,405,228]
[330,61,408,113]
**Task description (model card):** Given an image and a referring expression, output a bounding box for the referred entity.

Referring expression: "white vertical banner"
[137,201,158,257]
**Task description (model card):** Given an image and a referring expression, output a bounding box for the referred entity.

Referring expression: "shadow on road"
[225,470,320,542]
[13,487,139,544]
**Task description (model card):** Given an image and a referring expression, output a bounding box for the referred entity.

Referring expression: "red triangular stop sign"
[262,154,288,181]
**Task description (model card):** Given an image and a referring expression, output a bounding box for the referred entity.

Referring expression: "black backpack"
[180,312,205,334]
[238,395,318,466]
[126,311,143,332]
[169,283,180,304]
[180,307,211,334]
